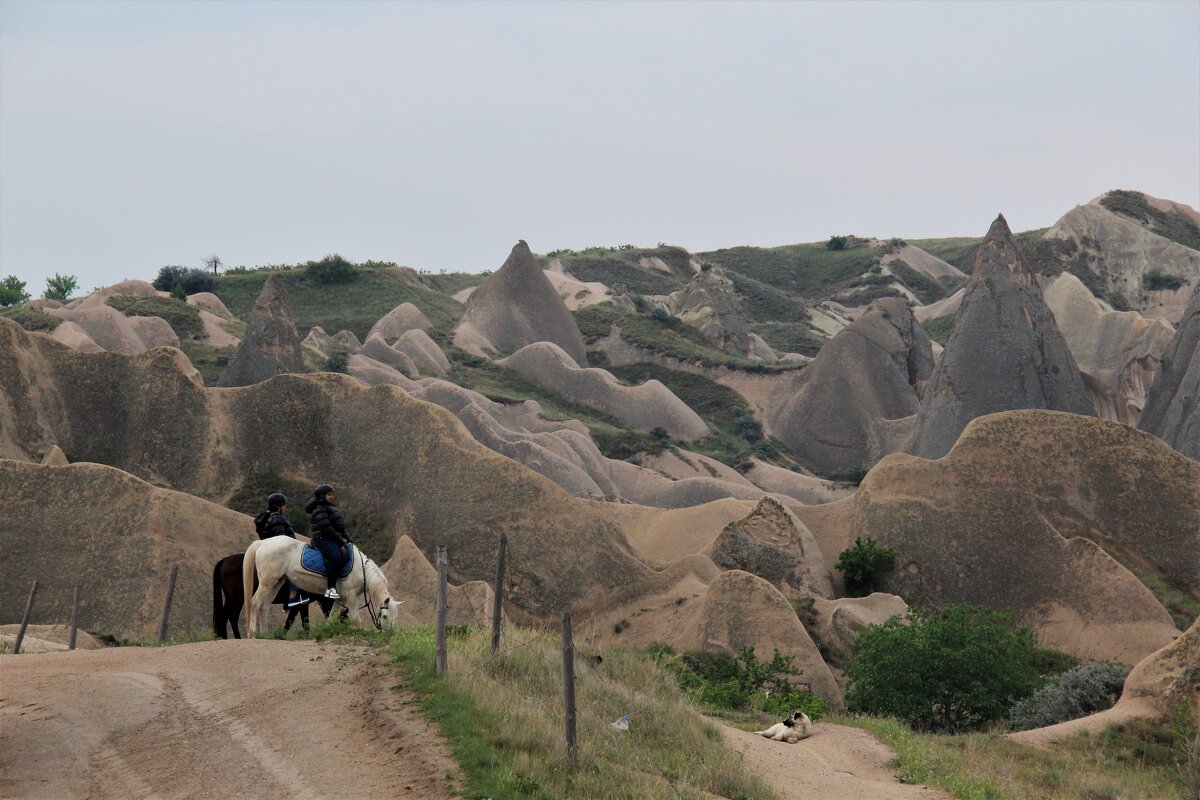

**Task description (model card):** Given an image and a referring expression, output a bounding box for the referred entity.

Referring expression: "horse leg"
[230,598,242,639]
[249,579,282,637]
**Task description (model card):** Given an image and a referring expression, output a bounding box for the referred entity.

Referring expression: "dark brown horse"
[212,553,335,638]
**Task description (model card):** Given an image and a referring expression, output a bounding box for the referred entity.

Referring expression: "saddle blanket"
[300,543,355,578]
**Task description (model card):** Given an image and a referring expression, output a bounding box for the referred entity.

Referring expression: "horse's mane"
[362,555,389,596]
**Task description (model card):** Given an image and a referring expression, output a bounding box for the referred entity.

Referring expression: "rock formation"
[667,267,762,359]
[0,460,250,639]
[911,215,1094,459]
[1139,285,1200,460]
[217,275,305,387]
[1043,273,1175,424]
[810,593,909,666]
[499,342,709,440]
[769,297,932,473]
[1043,191,1200,321]
[360,334,419,377]
[304,327,362,354]
[366,302,434,341]
[798,411,1196,664]
[46,305,178,354]
[454,241,588,366]
[704,497,833,598]
[394,329,450,376]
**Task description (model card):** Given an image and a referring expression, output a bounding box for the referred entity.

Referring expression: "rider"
[305,483,351,600]
[256,493,311,630]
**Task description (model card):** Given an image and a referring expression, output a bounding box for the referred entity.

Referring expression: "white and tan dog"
[754,711,812,743]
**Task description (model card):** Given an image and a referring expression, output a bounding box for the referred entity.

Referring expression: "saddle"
[300,543,356,579]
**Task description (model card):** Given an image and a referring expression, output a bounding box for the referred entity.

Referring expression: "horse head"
[364,558,402,630]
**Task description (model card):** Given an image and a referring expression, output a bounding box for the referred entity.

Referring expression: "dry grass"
[833,713,1191,800]
[390,625,777,800]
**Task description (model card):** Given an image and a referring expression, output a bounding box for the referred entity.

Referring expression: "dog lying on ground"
[753,711,813,742]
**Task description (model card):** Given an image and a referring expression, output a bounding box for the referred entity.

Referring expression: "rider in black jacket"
[257,493,310,629]
[305,484,351,600]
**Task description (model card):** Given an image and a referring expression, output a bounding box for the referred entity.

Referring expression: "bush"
[733,413,764,443]
[306,254,356,285]
[324,352,349,373]
[826,235,849,251]
[43,273,78,302]
[0,305,60,331]
[655,645,828,721]
[153,266,215,295]
[170,283,187,301]
[835,537,897,596]
[1009,662,1131,731]
[1,275,30,307]
[846,605,1041,732]
[649,425,670,442]
[650,306,670,321]
[1145,271,1185,292]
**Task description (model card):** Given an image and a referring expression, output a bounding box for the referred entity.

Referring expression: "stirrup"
[324,587,340,600]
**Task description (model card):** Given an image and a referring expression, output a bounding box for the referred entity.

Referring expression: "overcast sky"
[1,0,1197,292]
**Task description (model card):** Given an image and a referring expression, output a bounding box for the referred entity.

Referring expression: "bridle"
[359,553,384,631]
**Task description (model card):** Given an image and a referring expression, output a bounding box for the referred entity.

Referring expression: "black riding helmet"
[314,483,334,500]
[266,492,287,510]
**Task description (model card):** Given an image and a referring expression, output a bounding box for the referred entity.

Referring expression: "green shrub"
[1,275,30,307]
[846,605,1041,732]
[1009,662,1130,731]
[153,265,215,295]
[170,283,187,301]
[655,645,828,721]
[835,537,898,596]
[43,273,78,302]
[827,235,849,251]
[0,305,60,331]
[649,425,670,442]
[305,254,357,285]
[650,306,670,321]
[733,413,764,442]
[324,352,349,373]
[1145,271,1185,292]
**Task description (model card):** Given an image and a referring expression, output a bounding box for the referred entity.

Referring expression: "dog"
[753,710,812,743]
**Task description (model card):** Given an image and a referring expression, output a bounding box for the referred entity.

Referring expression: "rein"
[359,553,383,630]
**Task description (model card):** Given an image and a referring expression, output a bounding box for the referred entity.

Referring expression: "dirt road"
[719,721,951,800]
[0,640,459,799]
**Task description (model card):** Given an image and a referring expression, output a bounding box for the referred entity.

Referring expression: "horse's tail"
[212,559,227,639]
[243,541,260,637]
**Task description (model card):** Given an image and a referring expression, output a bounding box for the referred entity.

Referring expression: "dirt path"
[0,640,460,799]
[718,721,952,800]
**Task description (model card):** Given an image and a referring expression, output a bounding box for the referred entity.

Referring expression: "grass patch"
[1128,567,1200,631]
[0,306,61,332]
[922,314,956,346]
[888,259,954,304]
[749,321,825,357]
[214,265,464,341]
[388,625,776,800]
[698,239,880,302]
[106,295,204,340]
[183,342,236,385]
[420,271,488,296]
[543,246,693,296]
[574,304,789,372]
[834,713,1192,800]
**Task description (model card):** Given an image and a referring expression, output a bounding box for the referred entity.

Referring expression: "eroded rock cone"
[454,241,588,366]
[911,214,1094,459]
[1139,285,1200,460]
[769,297,933,473]
[218,275,305,387]
[667,267,756,358]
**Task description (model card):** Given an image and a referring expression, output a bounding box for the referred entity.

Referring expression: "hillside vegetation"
[214,260,464,341]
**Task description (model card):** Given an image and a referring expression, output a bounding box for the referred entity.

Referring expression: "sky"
[1,0,1198,293]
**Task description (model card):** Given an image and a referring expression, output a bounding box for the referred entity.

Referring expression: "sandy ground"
[0,640,460,800]
[719,721,951,800]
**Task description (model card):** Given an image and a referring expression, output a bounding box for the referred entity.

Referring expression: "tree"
[306,254,356,285]
[43,273,79,302]
[835,537,897,596]
[153,266,214,295]
[203,254,223,276]
[826,235,849,251]
[324,352,349,373]
[845,605,1041,732]
[1,275,30,307]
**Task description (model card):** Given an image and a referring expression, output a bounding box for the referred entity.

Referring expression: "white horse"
[242,537,401,637]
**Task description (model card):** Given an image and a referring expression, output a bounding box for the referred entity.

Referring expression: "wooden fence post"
[12,580,39,655]
[157,565,179,645]
[69,585,81,650]
[435,546,448,675]
[491,534,507,654]
[562,612,578,765]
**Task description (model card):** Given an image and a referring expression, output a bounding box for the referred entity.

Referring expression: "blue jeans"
[312,537,345,590]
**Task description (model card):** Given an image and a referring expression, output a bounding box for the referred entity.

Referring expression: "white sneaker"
[324,587,340,600]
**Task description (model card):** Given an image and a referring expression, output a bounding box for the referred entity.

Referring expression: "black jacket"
[255,510,296,541]
[305,497,350,544]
